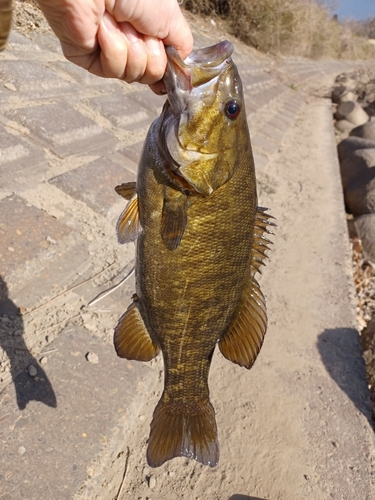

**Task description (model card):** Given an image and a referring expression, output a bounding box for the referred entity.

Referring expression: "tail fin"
[146,397,219,468]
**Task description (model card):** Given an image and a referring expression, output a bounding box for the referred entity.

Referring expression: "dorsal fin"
[251,207,275,276]
[115,182,137,200]
[116,195,142,244]
[218,207,275,369]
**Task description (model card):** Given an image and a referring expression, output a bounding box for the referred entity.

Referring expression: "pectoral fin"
[161,188,188,251]
[116,195,142,244]
[114,299,160,361]
[115,182,137,200]
[219,276,267,369]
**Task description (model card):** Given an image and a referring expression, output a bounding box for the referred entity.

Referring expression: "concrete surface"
[0,25,374,500]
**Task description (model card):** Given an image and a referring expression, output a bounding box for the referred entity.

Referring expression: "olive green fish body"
[0,0,12,51]
[114,41,273,468]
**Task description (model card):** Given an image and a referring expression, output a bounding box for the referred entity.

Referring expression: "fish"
[114,40,274,468]
[0,0,12,51]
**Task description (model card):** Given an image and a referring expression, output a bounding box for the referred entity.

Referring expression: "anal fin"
[161,187,188,251]
[114,300,160,361]
[116,195,142,244]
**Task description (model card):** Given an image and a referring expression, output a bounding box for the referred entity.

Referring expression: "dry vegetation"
[184,0,375,59]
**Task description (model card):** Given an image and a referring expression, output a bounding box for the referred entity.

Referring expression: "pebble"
[18,446,26,455]
[28,365,38,377]
[4,82,17,92]
[46,236,57,245]
[40,356,48,365]
[86,352,99,364]
[148,476,156,489]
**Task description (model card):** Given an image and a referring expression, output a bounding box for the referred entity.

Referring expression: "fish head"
[161,40,249,196]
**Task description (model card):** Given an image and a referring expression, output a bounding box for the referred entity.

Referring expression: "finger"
[94,11,129,78]
[161,7,193,60]
[149,80,167,95]
[120,22,148,83]
[137,36,167,85]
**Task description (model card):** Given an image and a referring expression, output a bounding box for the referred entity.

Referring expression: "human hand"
[36,0,193,94]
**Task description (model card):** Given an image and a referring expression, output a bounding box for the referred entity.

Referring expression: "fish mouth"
[164,40,234,113]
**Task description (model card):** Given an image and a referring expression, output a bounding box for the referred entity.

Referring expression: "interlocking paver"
[5,102,117,157]
[87,92,156,131]
[0,195,71,279]
[49,158,134,215]
[0,61,73,96]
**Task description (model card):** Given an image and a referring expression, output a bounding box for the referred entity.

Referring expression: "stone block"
[345,167,375,216]
[0,125,47,190]
[0,61,73,96]
[128,89,165,116]
[5,102,117,157]
[117,141,144,175]
[252,133,279,156]
[87,92,156,131]
[49,157,135,216]
[0,195,71,279]
[354,213,375,263]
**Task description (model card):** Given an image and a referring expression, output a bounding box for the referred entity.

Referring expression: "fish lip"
[164,40,234,114]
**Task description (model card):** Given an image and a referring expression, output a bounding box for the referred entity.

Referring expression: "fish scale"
[114,40,274,468]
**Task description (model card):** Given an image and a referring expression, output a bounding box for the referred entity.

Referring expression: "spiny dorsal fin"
[219,276,267,369]
[161,187,188,251]
[251,207,275,276]
[116,195,142,244]
[114,300,160,361]
[115,182,137,200]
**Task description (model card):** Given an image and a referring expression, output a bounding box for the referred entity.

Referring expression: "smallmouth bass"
[114,40,274,468]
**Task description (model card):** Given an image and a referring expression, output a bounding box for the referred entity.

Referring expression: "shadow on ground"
[0,275,56,409]
[318,328,371,424]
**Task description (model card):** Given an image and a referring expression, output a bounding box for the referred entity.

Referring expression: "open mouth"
[163,41,234,112]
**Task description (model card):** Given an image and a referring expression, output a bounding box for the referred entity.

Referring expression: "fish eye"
[224,100,240,120]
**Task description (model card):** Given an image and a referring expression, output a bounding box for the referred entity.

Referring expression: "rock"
[350,118,375,142]
[340,91,358,103]
[335,101,369,126]
[18,446,26,455]
[28,365,38,377]
[337,137,375,162]
[354,213,375,262]
[85,352,99,364]
[332,87,358,104]
[335,119,355,136]
[339,148,375,189]
[345,167,375,216]
[148,476,156,489]
[40,356,48,365]
[346,218,357,239]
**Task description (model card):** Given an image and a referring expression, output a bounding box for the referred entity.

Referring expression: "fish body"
[114,41,273,468]
[0,0,12,51]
